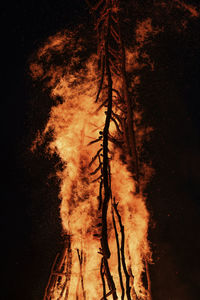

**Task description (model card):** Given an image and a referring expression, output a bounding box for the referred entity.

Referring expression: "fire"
[29,0,199,299]
[31,51,151,298]
[31,40,152,297]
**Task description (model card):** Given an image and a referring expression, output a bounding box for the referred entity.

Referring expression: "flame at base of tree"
[30,0,199,299]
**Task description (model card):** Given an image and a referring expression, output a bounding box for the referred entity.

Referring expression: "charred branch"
[112,208,125,300]
[108,134,123,147]
[100,258,107,299]
[98,179,103,210]
[112,88,124,104]
[90,162,102,176]
[91,174,103,183]
[100,2,112,261]
[87,136,102,146]
[93,2,119,298]
[112,111,123,125]
[113,200,132,300]
[95,98,109,112]
[100,289,118,300]
[111,116,123,135]
[89,148,103,168]
[103,257,118,300]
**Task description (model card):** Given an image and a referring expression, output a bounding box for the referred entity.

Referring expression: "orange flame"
[30,23,155,298]
[29,1,200,298]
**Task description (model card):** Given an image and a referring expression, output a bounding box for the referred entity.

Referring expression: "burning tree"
[29,0,199,299]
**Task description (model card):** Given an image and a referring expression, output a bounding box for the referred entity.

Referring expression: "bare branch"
[100,289,117,300]
[112,207,125,299]
[91,174,102,183]
[102,258,118,300]
[113,199,132,300]
[108,134,123,147]
[89,148,102,168]
[90,162,102,176]
[87,136,102,146]
[112,88,122,101]
[111,116,123,135]
[100,258,107,299]
[95,98,109,113]
[98,179,103,210]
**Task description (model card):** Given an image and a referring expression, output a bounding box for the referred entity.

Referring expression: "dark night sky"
[1,1,200,299]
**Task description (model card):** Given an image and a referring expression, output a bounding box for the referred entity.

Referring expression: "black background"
[1,1,200,299]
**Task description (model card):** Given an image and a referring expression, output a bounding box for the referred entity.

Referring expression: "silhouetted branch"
[89,148,103,168]
[112,111,123,125]
[100,258,107,299]
[91,174,103,183]
[112,207,125,299]
[103,257,118,300]
[112,88,123,102]
[90,162,102,176]
[113,199,132,300]
[95,98,109,112]
[108,134,123,147]
[87,136,102,146]
[111,116,123,135]
[98,179,103,210]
